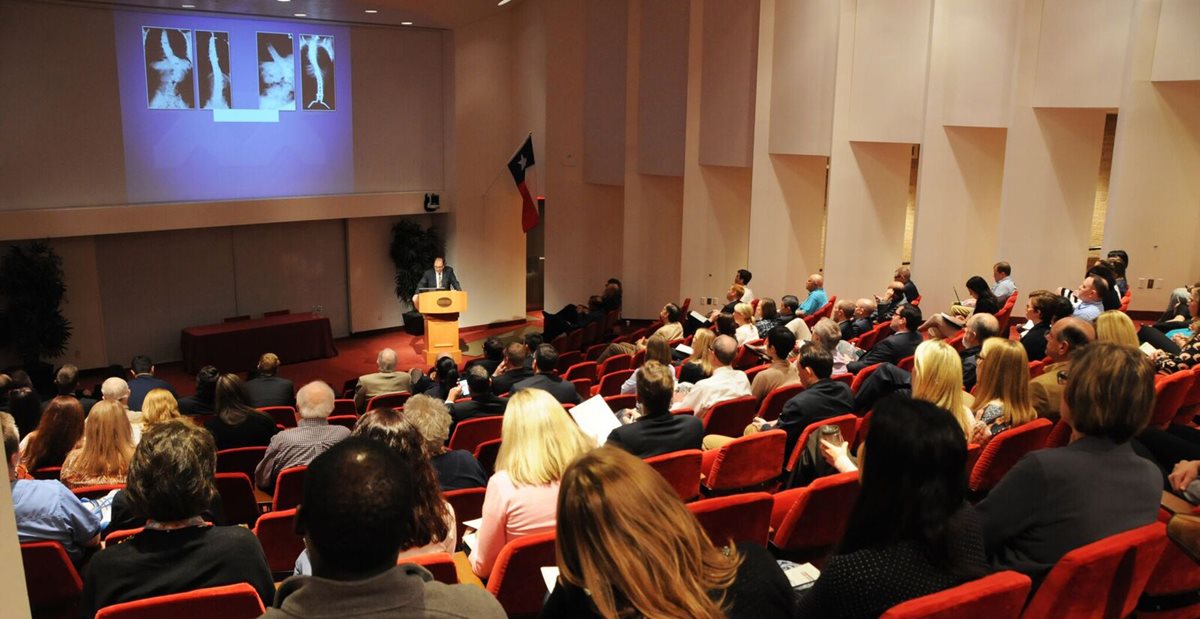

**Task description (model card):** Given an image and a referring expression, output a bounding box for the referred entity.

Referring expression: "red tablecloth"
[180,314,337,374]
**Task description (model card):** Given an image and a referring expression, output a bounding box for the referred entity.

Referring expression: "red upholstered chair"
[366,391,411,411]
[593,369,634,397]
[548,333,569,353]
[332,398,357,415]
[603,309,620,333]
[216,446,267,481]
[1149,371,1195,429]
[1021,522,1168,619]
[94,582,265,619]
[104,527,143,546]
[21,541,82,619]
[563,329,585,354]
[579,321,601,350]
[405,552,459,585]
[564,361,598,383]
[733,346,763,371]
[327,414,357,430]
[687,492,773,548]
[743,363,771,383]
[584,343,608,361]
[850,363,882,394]
[897,355,915,372]
[473,438,502,476]
[770,471,860,563]
[701,430,786,496]
[1173,365,1200,427]
[852,411,872,454]
[645,449,702,502]
[1120,289,1132,313]
[603,393,637,411]
[259,406,297,428]
[598,353,633,377]
[944,330,966,352]
[856,323,891,351]
[445,487,487,547]
[994,291,1018,328]
[832,373,854,388]
[31,466,62,480]
[272,466,307,511]
[879,571,1032,619]
[1027,359,1046,378]
[486,531,558,618]
[1044,419,1072,449]
[71,484,124,500]
[448,415,504,454]
[910,296,922,307]
[631,348,646,367]
[965,443,983,476]
[758,383,804,423]
[253,508,304,577]
[702,395,760,438]
[968,418,1053,496]
[1139,511,1200,618]
[804,296,837,327]
[785,414,859,485]
[570,378,593,401]
[264,309,290,317]
[214,472,261,527]
[556,350,583,374]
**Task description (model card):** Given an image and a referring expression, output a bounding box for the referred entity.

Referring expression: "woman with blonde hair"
[733,303,757,346]
[60,401,135,488]
[470,389,593,579]
[912,340,977,441]
[970,339,1037,444]
[542,446,793,619]
[679,328,716,384]
[141,388,182,429]
[1095,310,1139,348]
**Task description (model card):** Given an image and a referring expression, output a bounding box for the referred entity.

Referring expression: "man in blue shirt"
[3,412,101,563]
[1072,275,1107,323]
[992,261,1017,306]
[797,273,829,317]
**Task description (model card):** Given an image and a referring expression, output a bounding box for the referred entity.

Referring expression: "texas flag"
[507,135,539,232]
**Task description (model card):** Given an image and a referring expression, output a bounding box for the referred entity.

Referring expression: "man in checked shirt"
[254,381,350,492]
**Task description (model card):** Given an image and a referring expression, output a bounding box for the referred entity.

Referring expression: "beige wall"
[0,464,31,619]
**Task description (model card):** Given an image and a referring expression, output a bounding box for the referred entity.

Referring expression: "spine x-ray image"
[299,34,335,111]
[257,32,295,110]
[143,27,195,109]
[196,31,231,110]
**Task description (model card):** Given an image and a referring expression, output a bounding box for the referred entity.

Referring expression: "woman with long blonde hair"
[141,388,182,429]
[970,339,1037,444]
[60,401,135,488]
[469,389,593,579]
[544,446,794,619]
[733,303,757,346]
[680,328,716,384]
[1095,310,1140,348]
[912,340,977,440]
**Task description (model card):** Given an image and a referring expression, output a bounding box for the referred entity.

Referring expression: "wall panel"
[767,0,840,156]
[636,0,690,176]
[1033,0,1134,108]
[941,0,1022,127]
[583,0,628,185]
[847,0,933,144]
[1151,0,1200,81]
[698,0,759,167]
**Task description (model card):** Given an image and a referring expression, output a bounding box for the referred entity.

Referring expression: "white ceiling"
[71,0,519,29]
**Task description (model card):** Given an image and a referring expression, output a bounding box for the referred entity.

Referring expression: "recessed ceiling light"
[364,9,378,14]
[276,0,290,3]
[401,21,413,25]
[498,0,513,5]
[294,13,307,17]
[181,3,195,7]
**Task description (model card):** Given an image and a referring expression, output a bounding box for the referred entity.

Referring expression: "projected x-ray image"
[143,27,195,109]
[196,31,231,109]
[299,34,335,110]
[257,32,295,110]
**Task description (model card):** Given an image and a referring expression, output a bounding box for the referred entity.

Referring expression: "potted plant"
[0,241,72,370]
[389,220,444,334]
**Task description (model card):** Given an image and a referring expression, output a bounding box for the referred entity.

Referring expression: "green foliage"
[389,219,444,303]
[0,242,72,361]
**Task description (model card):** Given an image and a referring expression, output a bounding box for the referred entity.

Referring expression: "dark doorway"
[526,197,545,313]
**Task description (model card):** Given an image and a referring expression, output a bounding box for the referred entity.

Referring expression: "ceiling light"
[276,0,290,3]
[401,21,413,25]
[294,13,307,17]
[364,9,378,14]
[181,3,194,7]
[498,0,513,5]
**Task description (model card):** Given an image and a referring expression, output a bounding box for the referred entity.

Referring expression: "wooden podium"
[416,290,467,365]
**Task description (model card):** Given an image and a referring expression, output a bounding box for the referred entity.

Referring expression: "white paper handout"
[568,394,622,446]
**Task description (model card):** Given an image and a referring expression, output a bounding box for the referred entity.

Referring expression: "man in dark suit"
[464,337,505,377]
[243,352,296,408]
[607,360,703,459]
[490,342,535,396]
[773,346,854,459]
[848,305,923,373]
[511,344,582,405]
[446,365,507,435]
[895,265,920,303]
[833,299,860,341]
[416,257,461,292]
[126,355,176,411]
[851,299,875,336]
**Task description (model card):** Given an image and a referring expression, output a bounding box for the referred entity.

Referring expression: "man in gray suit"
[354,348,413,411]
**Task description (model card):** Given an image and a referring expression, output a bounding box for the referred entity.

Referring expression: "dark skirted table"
[180,313,337,374]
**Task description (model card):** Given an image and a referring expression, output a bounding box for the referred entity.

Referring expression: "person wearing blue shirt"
[1072,275,1107,323]
[991,261,1017,306]
[797,273,829,316]
[3,412,101,564]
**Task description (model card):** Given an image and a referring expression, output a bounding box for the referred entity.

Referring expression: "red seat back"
[570,378,593,401]
[758,383,805,423]
[705,430,786,494]
[786,414,859,475]
[1027,359,1046,378]
[448,415,504,453]
[272,466,307,511]
[644,449,702,502]
[579,321,601,350]
[732,346,761,371]
[21,541,82,618]
[598,353,633,377]
[366,391,411,411]
[445,487,488,545]
[253,508,304,576]
[995,291,1019,327]
[631,348,646,367]
[564,361,598,383]
[31,466,62,480]
[850,363,882,394]
[1140,519,1200,618]
[105,527,143,546]
[94,583,265,619]
[804,296,837,327]
[857,323,891,351]
[562,328,584,354]
[556,351,583,374]
[595,369,634,397]
[1021,522,1168,619]
[1044,419,1072,449]
[327,414,358,430]
[71,484,125,500]
[968,418,1053,494]
[880,571,1032,619]
[603,393,637,411]
[214,472,261,527]
[743,364,771,383]
[216,446,268,481]
[405,552,459,585]
[1119,289,1132,312]
[687,492,773,548]
[1149,371,1195,429]
[897,355,915,372]
[473,438,502,476]
[702,395,759,438]
[258,406,297,428]
[332,398,357,415]
[770,471,861,562]
[945,330,966,352]
[486,531,558,617]
[584,343,608,362]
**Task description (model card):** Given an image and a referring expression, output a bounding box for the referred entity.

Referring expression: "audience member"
[754,298,787,338]
[672,335,751,419]
[848,305,923,373]
[353,348,412,410]
[800,396,988,617]
[490,341,535,395]
[713,312,738,339]
[735,269,755,303]
[620,335,675,395]
[1139,285,1198,355]
[204,374,278,450]
[1019,291,1071,362]
[796,274,829,318]
[873,281,908,323]
[607,361,702,458]
[177,365,219,415]
[542,294,607,342]
[140,388,182,430]
[60,400,135,488]
[679,328,716,384]
[732,303,758,345]
[978,343,1160,583]
[423,355,461,401]
[717,284,746,316]
[852,298,876,334]
[970,339,1036,445]
[1088,261,1123,310]
[1029,317,1094,421]
[101,377,144,440]
[244,352,296,407]
[959,312,1001,391]
[1096,310,1139,348]
[7,387,41,441]
[912,340,977,441]
[1072,275,1107,322]
[1151,289,1200,374]
[750,326,799,402]
[833,299,859,341]
[780,295,814,341]
[992,261,1017,306]
[80,420,274,616]
[404,395,487,491]
[254,381,349,492]
[646,303,684,342]
[1107,250,1130,295]
[126,355,176,412]
[895,265,920,303]
[544,446,794,619]
[4,411,101,563]
[512,344,582,404]
[20,395,84,472]
[264,438,505,618]
[446,365,507,432]
[810,317,859,376]
[51,364,96,414]
[470,389,592,578]
[466,336,505,376]
[965,275,1001,316]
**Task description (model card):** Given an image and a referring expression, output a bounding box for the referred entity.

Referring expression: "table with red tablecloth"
[180,314,337,374]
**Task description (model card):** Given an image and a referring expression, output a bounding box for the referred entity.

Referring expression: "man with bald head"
[796,274,828,317]
[1030,317,1095,421]
[672,335,751,419]
[102,376,144,441]
[255,381,349,492]
[354,348,412,411]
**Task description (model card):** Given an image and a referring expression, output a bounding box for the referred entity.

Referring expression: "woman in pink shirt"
[469,389,593,578]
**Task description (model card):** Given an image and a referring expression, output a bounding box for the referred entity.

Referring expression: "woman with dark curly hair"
[20,396,84,472]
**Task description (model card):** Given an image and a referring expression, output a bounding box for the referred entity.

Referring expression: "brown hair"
[257,352,281,375]
[635,361,675,416]
[972,339,1036,429]
[643,335,672,367]
[556,447,740,619]
[142,388,182,428]
[1064,342,1156,443]
[71,401,135,481]
[126,420,216,522]
[22,396,85,470]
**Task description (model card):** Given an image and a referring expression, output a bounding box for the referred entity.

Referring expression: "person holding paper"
[607,361,702,459]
